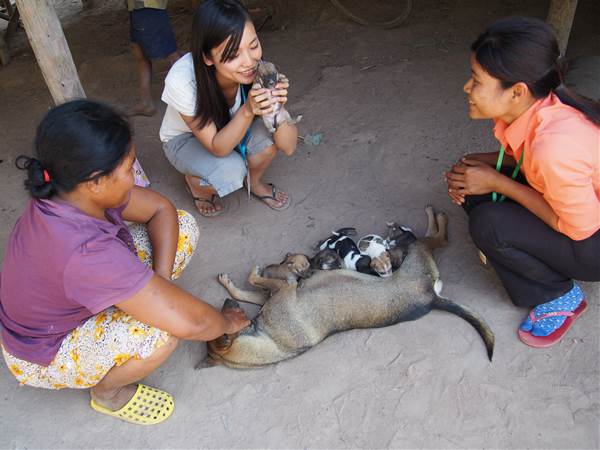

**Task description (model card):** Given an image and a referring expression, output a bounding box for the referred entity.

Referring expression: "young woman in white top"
[159,0,298,216]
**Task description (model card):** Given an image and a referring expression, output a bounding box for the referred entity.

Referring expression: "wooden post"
[14,0,85,104]
[546,0,578,56]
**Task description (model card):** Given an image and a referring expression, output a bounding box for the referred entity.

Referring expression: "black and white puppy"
[316,228,373,274]
[310,249,343,271]
[385,222,418,270]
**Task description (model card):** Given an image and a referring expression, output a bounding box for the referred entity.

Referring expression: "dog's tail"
[432,294,495,361]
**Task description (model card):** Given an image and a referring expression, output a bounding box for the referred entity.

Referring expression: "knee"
[279,141,297,156]
[177,210,199,251]
[152,335,178,360]
[211,157,246,187]
[264,144,279,157]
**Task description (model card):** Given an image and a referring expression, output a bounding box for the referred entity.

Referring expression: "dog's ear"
[285,252,292,258]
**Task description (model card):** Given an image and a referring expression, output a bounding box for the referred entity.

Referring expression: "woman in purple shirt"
[0,100,249,425]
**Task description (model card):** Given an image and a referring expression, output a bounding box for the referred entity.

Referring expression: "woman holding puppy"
[445,17,600,347]
[159,0,298,216]
[0,100,249,424]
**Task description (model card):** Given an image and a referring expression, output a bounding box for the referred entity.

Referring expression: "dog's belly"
[261,269,435,345]
[215,251,440,369]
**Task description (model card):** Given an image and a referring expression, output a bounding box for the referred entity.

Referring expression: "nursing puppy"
[253,60,301,133]
[216,253,312,308]
[358,234,392,278]
[310,249,343,271]
[385,222,418,270]
[262,253,312,284]
[317,228,373,274]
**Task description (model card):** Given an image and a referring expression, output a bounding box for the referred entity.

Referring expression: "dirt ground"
[1,0,599,448]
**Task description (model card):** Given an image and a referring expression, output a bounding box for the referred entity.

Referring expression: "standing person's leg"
[129,8,179,116]
[466,200,600,342]
[130,42,156,116]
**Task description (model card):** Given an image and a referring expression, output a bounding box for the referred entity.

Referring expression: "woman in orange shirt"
[445,17,600,347]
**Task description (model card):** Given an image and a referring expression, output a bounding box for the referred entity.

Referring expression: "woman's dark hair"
[15,99,132,199]
[471,16,600,126]
[191,0,251,130]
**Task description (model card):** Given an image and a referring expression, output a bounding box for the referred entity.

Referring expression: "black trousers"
[463,170,600,308]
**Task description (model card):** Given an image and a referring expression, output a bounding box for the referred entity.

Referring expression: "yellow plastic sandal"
[90,384,174,425]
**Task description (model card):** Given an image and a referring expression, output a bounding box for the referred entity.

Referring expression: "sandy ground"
[1,0,599,448]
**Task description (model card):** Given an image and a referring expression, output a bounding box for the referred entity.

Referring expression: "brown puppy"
[216,253,313,307]
[253,60,301,132]
[262,253,312,284]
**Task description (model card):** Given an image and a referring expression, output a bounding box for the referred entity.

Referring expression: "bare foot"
[90,384,137,411]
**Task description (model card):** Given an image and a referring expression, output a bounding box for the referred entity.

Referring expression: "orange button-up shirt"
[493,93,600,241]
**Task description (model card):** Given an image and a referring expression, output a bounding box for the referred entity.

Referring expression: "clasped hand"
[246,74,290,117]
[445,158,501,205]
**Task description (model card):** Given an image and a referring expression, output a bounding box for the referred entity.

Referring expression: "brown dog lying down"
[208,206,494,369]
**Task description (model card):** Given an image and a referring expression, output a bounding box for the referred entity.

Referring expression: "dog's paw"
[248,265,261,282]
[218,273,232,286]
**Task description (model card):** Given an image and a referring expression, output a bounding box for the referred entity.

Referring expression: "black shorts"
[129,8,177,59]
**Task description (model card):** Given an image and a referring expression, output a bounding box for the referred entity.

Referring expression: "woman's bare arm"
[180,86,276,157]
[116,274,250,341]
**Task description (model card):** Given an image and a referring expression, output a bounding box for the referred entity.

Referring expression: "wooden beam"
[546,0,578,56]
[14,0,85,103]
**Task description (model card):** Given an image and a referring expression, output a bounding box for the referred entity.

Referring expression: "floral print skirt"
[1,210,199,389]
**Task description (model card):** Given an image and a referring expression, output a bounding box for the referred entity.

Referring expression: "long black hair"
[471,16,600,126]
[191,0,251,130]
[15,99,132,199]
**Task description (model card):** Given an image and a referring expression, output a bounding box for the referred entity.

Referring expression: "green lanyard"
[492,144,524,202]
[238,86,252,198]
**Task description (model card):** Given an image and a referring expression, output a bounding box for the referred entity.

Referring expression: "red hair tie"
[43,170,51,183]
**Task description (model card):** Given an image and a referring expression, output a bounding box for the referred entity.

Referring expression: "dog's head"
[255,60,279,90]
[310,249,343,270]
[283,253,312,278]
[207,299,249,357]
[385,222,417,249]
[369,251,392,278]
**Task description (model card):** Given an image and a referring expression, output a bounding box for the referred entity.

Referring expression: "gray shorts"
[163,119,274,197]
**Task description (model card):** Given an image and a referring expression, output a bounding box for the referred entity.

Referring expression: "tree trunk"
[14,0,85,104]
